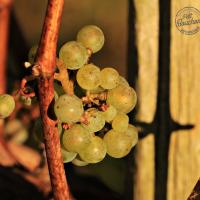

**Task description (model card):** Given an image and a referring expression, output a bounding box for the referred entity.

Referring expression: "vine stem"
[35,0,70,200]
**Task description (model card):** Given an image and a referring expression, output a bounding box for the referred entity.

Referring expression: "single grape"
[62,124,91,153]
[126,124,138,147]
[59,41,88,70]
[77,25,105,53]
[0,94,15,119]
[4,119,28,144]
[112,113,129,132]
[61,147,77,163]
[100,68,119,89]
[118,76,129,86]
[107,84,137,114]
[54,94,84,123]
[20,96,32,106]
[28,45,38,64]
[103,129,132,158]
[76,64,101,90]
[101,105,117,123]
[89,86,105,94]
[72,156,89,166]
[82,108,105,133]
[79,136,106,163]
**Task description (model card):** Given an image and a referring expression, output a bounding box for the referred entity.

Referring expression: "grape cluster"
[51,25,138,165]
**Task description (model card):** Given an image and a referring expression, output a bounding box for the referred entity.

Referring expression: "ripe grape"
[61,147,77,163]
[59,41,88,70]
[77,25,104,53]
[28,45,38,64]
[5,119,28,144]
[62,124,91,153]
[76,64,101,90]
[126,124,138,147]
[54,94,84,123]
[103,129,132,158]
[72,156,89,166]
[82,108,105,133]
[112,113,129,132]
[119,76,129,86]
[101,105,117,123]
[100,67,119,89]
[107,84,137,113]
[0,94,15,119]
[79,136,106,163]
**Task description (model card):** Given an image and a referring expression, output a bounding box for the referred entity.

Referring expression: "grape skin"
[77,25,105,53]
[79,136,107,163]
[28,45,38,64]
[103,129,132,158]
[0,94,15,119]
[100,67,119,89]
[76,64,101,90]
[82,108,105,133]
[62,124,91,153]
[107,84,137,114]
[54,94,84,123]
[61,147,77,163]
[126,124,138,147]
[59,41,88,70]
[112,113,129,132]
[72,156,89,166]
[101,105,117,123]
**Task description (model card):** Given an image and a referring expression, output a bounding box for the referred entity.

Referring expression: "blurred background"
[0,0,200,200]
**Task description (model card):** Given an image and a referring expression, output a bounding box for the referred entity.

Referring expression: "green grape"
[54,82,65,96]
[59,41,88,70]
[72,156,89,166]
[0,94,15,119]
[107,85,137,114]
[101,105,117,123]
[82,108,105,133]
[61,147,77,163]
[4,119,28,144]
[79,136,106,163]
[112,113,129,132]
[89,86,105,94]
[28,45,38,64]
[103,129,132,158]
[76,64,101,90]
[20,96,32,106]
[54,94,84,123]
[62,124,91,153]
[119,76,129,86]
[100,67,119,89]
[126,124,138,147]
[77,25,105,53]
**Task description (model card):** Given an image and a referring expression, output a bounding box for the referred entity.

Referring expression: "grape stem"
[34,0,71,200]
[82,91,107,105]
[54,58,74,95]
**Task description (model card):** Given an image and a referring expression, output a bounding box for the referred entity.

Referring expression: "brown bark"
[187,179,200,200]
[35,0,70,200]
[0,0,12,94]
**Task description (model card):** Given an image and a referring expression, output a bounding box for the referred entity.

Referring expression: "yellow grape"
[112,113,129,132]
[101,105,117,123]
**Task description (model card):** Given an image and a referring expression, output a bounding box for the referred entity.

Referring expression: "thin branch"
[35,0,70,200]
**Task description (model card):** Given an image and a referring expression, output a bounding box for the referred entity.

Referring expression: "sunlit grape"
[59,41,88,70]
[112,113,129,132]
[72,156,89,166]
[79,136,106,163]
[100,67,119,89]
[77,25,104,53]
[103,129,132,158]
[119,76,129,86]
[76,64,101,90]
[107,85,137,113]
[61,147,77,163]
[28,45,38,64]
[82,108,105,133]
[125,124,138,147]
[54,94,84,123]
[101,105,117,123]
[62,124,91,153]
[0,94,15,119]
